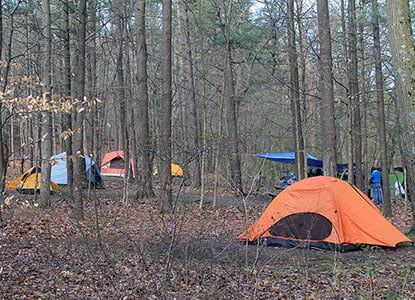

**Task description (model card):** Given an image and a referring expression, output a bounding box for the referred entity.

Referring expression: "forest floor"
[1,170,415,299]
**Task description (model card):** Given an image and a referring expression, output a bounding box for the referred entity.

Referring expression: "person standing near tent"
[370,167,383,205]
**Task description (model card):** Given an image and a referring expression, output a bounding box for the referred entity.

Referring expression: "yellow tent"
[6,167,66,193]
[153,163,184,177]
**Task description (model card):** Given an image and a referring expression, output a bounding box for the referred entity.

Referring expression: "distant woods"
[0,0,414,223]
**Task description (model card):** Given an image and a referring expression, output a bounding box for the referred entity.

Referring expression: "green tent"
[389,169,405,197]
[389,172,404,185]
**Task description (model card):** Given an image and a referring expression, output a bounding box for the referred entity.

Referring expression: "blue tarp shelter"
[51,152,104,188]
[254,152,348,171]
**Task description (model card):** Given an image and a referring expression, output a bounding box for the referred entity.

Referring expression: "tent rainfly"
[51,152,104,188]
[100,151,134,177]
[254,152,349,171]
[238,176,411,251]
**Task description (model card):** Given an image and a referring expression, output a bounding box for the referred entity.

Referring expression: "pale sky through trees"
[250,1,265,14]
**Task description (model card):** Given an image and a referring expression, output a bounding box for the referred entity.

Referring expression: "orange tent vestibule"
[238,176,411,251]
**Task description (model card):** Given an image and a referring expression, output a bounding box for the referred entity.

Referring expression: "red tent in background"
[100,151,134,177]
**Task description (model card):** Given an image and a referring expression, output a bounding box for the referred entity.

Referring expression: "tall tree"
[40,0,53,207]
[359,0,369,195]
[0,0,2,66]
[340,0,354,184]
[160,0,173,211]
[287,0,306,180]
[135,0,155,199]
[63,0,73,197]
[178,0,201,188]
[0,0,15,194]
[386,0,415,231]
[372,0,392,216]
[0,0,6,195]
[73,0,87,219]
[348,0,363,189]
[114,0,130,198]
[86,0,98,162]
[317,0,337,176]
[218,0,243,194]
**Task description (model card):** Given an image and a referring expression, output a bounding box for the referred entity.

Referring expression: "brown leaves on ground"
[0,188,414,299]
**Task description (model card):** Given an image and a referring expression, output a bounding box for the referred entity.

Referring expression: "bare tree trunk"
[35,115,42,168]
[10,119,13,163]
[199,105,207,209]
[160,0,173,211]
[340,0,354,184]
[0,0,2,62]
[86,1,98,162]
[372,0,392,216]
[63,0,73,197]
[40,0,52,207]
[287,0,306,180]
[359,0,369,195]
[200,31,209,207]
[19,122,24,172]
[347,0,362,189]
[296,0,313,161]
[178,0,201,188]
[307,64,318,152]
[0,1,15,194]
[114,2,130,200]
[73,0,87,220]
[386,0,415,231]
[124,21,135,184]
[219,1,243,195]
[135,0,155,199]
[317,0,337,176]
[0,0,6,195]
[213,89,224,207]
[92,8,99,162]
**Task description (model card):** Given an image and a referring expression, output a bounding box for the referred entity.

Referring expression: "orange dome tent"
[238,176,411,251]
[100,151,135,177]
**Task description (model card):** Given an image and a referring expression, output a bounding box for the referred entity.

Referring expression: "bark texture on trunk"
[73,0,87,220]
[317,0,337,177]
[287,0,306,180]
[135,0,155,199]
[341,0,354,184]
[160,0,173,211]
[348,0,362,189]
[219,1,243,195]
[114,2,130,197]
[372,0,392,216]
[40,0,52,207]
[178,0,201,188]
[0,0,7,195]
[359,0,369,195]
[63,0,73,197]
[85,1,98,162]
[386,0,415,230]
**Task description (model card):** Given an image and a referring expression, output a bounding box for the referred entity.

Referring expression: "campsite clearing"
[0,175,414,299]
